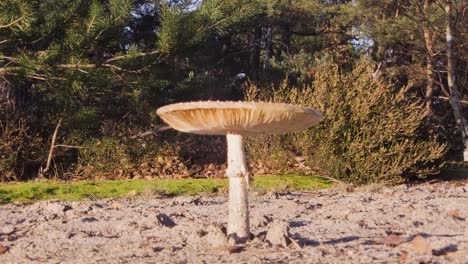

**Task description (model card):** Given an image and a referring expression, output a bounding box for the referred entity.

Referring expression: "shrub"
[245,59,447,184]
[0,113,44,181]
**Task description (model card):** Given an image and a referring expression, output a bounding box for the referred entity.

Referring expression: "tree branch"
[437,96,468,106]
[54,144,86,149]
[290,29,328,37]
[42,117,62,175]
[103,50,162,63]
[0,15,24,29]
[0,50,165,75]
[129,126,172,139]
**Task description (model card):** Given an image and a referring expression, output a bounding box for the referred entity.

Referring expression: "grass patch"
[0,174,331,204]
[252,174,331,193]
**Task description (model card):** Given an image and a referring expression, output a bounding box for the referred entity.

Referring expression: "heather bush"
[0,113,45,181]
[245,59,447,184]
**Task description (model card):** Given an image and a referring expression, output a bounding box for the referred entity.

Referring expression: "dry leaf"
[411,235,432,255]
[242,248,285,255]
[111,202,122,210]
[0,244,8,254]
[447,209,465,221]
[399,250,408,262]
[209,245,244,254]
[377,234,407,247]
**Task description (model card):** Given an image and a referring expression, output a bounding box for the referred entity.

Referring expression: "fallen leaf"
[242,247,287,255]
[410,235,432,255]
[399,250,408,262]
[0,244,8,254]
[376,234,407,247]
[111,202,122,210]
[447,209,465,221]
[209,245,244,254]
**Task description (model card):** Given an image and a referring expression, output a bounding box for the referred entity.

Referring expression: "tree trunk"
[445,1,468,161]
[226,133,250,242]
[280,23,291,57]
[250,27,262,80]
[263,26,273,71]
[423,0,435,116]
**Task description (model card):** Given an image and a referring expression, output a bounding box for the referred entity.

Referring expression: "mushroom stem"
[226,133,250,242]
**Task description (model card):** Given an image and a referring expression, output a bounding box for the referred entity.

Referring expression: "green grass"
[252,174,331,192]
[0,174,332,204]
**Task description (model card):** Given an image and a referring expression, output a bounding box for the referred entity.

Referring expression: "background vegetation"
[1,0,466,184]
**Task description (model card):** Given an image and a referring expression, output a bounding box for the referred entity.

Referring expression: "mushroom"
[156,101,322,242]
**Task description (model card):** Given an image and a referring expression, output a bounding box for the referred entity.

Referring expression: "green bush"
[245,59,447,184]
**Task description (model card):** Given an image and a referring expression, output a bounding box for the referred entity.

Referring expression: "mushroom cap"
[156,101,322,136]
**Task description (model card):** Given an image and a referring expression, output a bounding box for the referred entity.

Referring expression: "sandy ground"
[1,182,467,263]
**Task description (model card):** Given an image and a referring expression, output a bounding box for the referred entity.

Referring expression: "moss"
[252,174,331,193]
[0,174,331,204]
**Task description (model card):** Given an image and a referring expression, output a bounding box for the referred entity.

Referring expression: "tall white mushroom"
[157,101,322,242]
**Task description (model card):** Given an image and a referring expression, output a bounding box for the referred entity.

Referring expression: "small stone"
[256,169,266,175]
[93,203,104,208]
[189,198,202,205]
[206,224,228,247]
[347,213,363,222]
[265,221,291,247]
[81,217,98,223]
[266,191,279,199]
[45,202,67,215]
[0,224,15,235]
[156,213,176,228]
[63,204,73,212]
[251,215,273,229]
[27,201,71,220]
[338,209,352,220]
[172,197,192,206]
[196,230,208,237]
[173,197,202,206]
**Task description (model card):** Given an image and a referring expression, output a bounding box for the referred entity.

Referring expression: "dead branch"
[54,144,86,149]
[129,126,172,139]
[0,15,25,29]
[436,96,468,106]
[42,117,62,174]
[103,50,162,63]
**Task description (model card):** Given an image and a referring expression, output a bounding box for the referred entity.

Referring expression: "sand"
[1,182,467,263]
